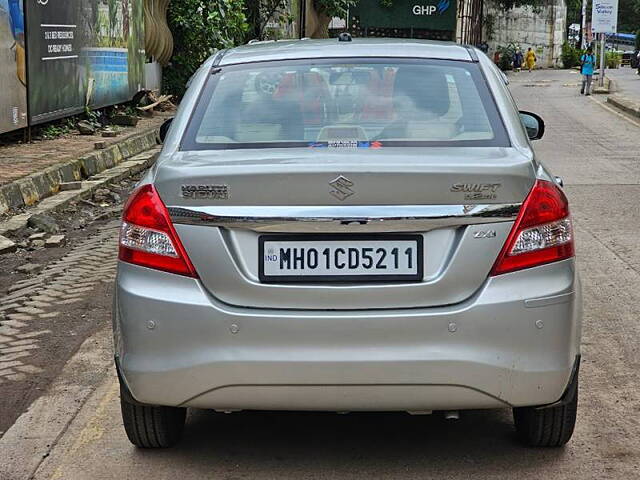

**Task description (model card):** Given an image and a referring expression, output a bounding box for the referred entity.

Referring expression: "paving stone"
[0,326,20,336]
[7,373,26,381]
[0,351,31,362]
[0,344,38,354]
[7,283,42,294]
[16,330,51,339]
[58,298,84,305]
[0,368,16,376]
[0,361,22,370]
[45,235,67,248]
[15,364,43,374]
[39,312,60,319]
[16,263,43,274]
[2,319,28,328]
[22,301,51,309]
[0,335,14,343]
[0,304,21,312]
[14,307,45,315]
[9,339,37,346]
[37,289,64,298]
[28,233,47,241]
[7,312,34,321]
[30,294,57,302]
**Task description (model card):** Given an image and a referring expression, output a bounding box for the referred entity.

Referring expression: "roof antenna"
[338,32,352,42]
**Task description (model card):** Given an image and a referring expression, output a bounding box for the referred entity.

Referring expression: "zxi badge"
[329,175,355,201]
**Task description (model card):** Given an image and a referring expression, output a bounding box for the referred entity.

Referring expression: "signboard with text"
[26,0,145,125]
[350,0,457,37]
[592,0,618,33]
[0,0,28,134]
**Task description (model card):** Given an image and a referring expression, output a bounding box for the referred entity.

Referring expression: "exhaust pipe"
[444,410,460,421]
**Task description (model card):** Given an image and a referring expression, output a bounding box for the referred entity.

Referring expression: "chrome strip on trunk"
[168,204,521,233]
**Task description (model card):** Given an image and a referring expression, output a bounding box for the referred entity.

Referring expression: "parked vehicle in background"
[113,37,582,449]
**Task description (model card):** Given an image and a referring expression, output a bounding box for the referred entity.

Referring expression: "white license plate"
[259,235,423,282]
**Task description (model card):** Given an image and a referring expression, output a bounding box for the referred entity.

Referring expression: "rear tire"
[513,376,578,447]
[120,391,186,448]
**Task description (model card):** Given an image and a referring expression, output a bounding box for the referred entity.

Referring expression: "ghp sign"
[412,0,451,15]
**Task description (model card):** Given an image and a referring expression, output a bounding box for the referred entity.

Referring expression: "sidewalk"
[0,114,170,216]
[603,67,640,119]
[606,67,640,98]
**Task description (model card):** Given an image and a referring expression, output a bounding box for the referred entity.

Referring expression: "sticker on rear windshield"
[308,141,383,149]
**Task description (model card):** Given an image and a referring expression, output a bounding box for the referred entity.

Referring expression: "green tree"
[245,0,291,41]
[617,0,640,33]
[164,0,248,97]
[314,0,358,18]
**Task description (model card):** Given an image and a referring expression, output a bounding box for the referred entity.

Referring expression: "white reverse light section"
[120,222,178,257]
[510,218,572,255]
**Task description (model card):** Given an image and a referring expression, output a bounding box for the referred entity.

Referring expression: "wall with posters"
[0,0,28,134]
[26,0,145,125]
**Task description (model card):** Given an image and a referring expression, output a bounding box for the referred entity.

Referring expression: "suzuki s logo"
[413,0,450,16]
[329,175,355,201]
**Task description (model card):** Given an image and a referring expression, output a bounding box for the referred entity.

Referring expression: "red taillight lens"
[491,180,574,276]
[119,184,197,277]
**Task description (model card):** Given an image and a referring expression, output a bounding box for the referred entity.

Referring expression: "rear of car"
[113,39,581,449]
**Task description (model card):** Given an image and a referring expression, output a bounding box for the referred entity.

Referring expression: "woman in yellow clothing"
[525,48,537,72]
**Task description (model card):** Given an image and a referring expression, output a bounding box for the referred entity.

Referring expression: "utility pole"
[581,0,587,48]
[599,33,606,87]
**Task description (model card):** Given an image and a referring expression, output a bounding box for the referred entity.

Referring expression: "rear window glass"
[182,58,509,150]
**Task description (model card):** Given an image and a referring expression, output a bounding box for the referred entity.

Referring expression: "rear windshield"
[182,58,509,150]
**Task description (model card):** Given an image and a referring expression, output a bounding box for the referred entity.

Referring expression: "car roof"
[218,38,474,66]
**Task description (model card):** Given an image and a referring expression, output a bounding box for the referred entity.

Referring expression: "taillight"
[491,180,574,276]
[119,184,197,277]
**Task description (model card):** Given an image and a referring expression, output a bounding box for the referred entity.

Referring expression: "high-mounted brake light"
[119,184,197,277]
[491,180,574,276]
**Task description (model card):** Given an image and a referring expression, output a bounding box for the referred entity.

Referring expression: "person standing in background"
[580,47,596,96]
[525,48,537,72]
[513,49,524,72]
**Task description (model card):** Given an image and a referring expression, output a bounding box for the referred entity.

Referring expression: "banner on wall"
[0,0,28,134]
[26,0,145,125]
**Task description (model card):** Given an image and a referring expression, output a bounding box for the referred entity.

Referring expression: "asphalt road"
[2,69,640,479]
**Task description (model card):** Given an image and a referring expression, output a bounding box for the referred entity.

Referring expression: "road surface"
[1,69,640,479]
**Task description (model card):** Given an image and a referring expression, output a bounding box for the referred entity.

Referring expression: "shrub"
[606,51,622,69]
[164,0,248,97]
[561,42,581,69]
[496,44,518,71]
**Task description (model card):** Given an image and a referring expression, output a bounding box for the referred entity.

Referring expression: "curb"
[0,128,159,216]
[0,147,160,243]
[607,94,640,118]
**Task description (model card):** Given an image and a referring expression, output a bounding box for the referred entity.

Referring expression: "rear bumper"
[113,259,582,411]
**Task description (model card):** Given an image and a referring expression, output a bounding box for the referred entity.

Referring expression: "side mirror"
[159,118,173,144]
[519,111,545,140]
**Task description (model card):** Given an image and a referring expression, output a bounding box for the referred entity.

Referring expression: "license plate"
[259,235,423,282]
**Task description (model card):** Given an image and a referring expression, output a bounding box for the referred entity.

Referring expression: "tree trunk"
[305,2,331,39]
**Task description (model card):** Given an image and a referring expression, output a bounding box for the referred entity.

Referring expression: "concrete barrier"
[0,128,158,216]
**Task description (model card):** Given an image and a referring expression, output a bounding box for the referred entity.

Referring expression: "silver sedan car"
[113,38,581,448]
